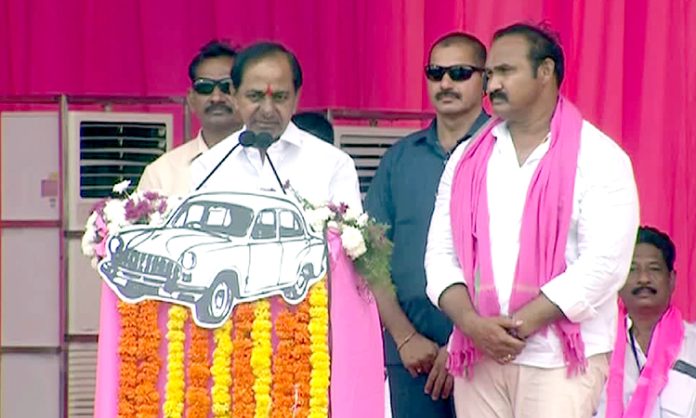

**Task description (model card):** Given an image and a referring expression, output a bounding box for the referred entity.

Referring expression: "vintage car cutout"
[97,190,328,328]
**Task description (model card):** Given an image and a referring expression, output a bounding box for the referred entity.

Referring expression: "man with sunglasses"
[139,40,243,195]
[364,32,489,418]
[425,23,639,418]
[190,41,361,212]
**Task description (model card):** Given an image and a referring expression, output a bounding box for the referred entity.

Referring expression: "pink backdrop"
[1,0,694,318]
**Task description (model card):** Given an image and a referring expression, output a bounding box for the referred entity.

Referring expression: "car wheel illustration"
[195,272,238,326]
[283,264,314,302]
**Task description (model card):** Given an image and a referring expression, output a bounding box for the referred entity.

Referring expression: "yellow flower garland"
[163,305,188,418]
[308,280,330,418]
[251,299,273,418]
[115,281,333,417]
[211,319,234,418]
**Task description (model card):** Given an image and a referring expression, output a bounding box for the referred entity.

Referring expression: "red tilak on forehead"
[265,84,274,96]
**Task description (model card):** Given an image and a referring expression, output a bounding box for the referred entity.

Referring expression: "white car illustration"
[98,191,327,328]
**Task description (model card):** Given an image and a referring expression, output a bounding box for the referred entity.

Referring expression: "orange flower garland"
[293,297,312,417]
[135,300,162,418]
[232,303,256,417]
[186,322,211,418]
[271,305,297,418]
[114,283,331,417]
[117,301,139,418]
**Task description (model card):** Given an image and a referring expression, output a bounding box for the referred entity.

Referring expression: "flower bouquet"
[290,187,394,293]
[80,180,180,265]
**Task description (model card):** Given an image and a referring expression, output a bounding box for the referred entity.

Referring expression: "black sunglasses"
[424,65,484,82]
[192,77,233,95]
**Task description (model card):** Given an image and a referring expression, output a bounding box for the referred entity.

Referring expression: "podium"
[92,230,384,418]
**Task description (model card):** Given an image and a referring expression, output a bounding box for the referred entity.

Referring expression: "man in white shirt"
[139,40,243,195]
[596,226,696,418]
[424,23,640,418]
[190,42,361,211]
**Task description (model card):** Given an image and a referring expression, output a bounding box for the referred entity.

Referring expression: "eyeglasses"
[424,65,484,82]
[192,77,233,95]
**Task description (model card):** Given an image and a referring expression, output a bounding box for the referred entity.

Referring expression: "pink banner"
[93,230,384,417]
[327,230,385,418]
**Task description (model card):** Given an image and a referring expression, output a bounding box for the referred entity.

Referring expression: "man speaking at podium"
[191,41,362,211]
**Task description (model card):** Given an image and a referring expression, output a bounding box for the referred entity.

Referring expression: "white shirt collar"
[490,121,551,165]
[235,121,305,149]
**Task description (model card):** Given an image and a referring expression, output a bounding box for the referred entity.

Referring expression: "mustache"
[489,90,508,102]
[205,103,233,113]
[631,286,658,295]
[436,90,461,100]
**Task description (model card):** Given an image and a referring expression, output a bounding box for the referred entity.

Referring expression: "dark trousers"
[387,364,455,418]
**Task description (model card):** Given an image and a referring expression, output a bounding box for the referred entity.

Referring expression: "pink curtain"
[1,0,694,318]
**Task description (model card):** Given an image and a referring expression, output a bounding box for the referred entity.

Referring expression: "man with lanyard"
[139,40,242,195]
[364,32,488,418]
[597,226,696,418]
[425,23,640,418]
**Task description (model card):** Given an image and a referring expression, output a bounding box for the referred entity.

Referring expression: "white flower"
[165,196,183,217]
[306,206,333,232]
[103,199,127,233]
[148,211,165,226]
[341,225,367,259]
[357,213,369,227]
[112,180,131,195]
[84,211,98,230]
[344,207,362,222]
[81,226,97,257]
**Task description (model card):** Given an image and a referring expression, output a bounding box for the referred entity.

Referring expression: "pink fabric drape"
[1,0,694,319]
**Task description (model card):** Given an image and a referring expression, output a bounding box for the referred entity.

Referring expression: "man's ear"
[186,88,195,108]
[538,58,555,84]
[669,270,677,292]
[292,87,302,114]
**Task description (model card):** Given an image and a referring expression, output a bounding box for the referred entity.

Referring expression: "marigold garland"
[115,282,331,418]
[308,281,330,418]
[271,305,297,418]
[211,319,234,418]
[186,322,211,418]
[163,305,188,418]
[293,297,313,418]
[232,303,256,417]
[134,300,162,418]
[251,300,273,418]
[117,301,139,418]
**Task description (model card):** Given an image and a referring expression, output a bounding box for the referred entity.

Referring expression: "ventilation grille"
[67,341,98,418]
[79,121,168,198]
[335,127,416,195]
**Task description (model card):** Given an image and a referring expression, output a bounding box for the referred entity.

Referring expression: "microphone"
[238,130,256,147]
[194,130,256,191]
[254,132,286,195]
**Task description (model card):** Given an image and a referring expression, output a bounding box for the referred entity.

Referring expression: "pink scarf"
[448,96,586,377]
[605,301,684,418]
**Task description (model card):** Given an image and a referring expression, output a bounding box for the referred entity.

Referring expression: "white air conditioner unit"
[66,111,173,232]
[333,125,418,197]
